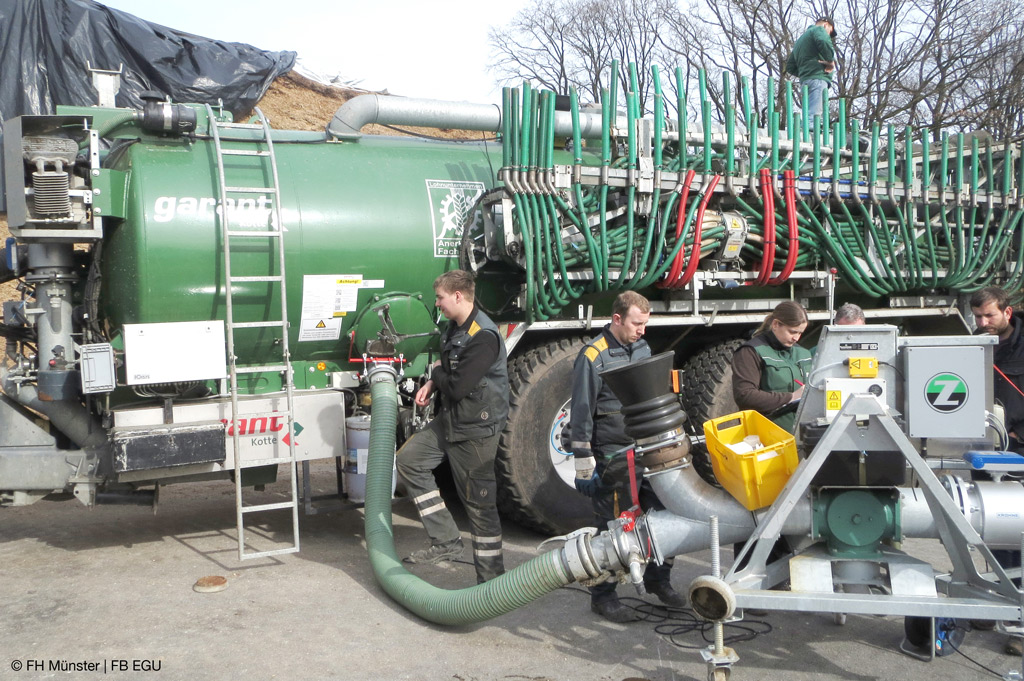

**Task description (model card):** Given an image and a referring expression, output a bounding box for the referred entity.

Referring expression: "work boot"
[645,583,687,608]
[591,598,642,623]
[403,538,464,564]
[1006,637,1023,656]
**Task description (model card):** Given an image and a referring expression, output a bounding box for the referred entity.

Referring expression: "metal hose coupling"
[549,514,654,591]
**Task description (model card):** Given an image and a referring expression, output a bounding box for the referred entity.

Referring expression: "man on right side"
[785,17,837,122]
[970,286,1024,655]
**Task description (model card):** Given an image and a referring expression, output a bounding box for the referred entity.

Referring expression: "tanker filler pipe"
[0,366,107,450]
[327,94,625,140]
[363,364,577,625]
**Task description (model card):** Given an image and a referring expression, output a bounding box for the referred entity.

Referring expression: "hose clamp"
[365,357,400,382]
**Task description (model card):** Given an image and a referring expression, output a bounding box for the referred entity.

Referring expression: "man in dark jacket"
[396,270,509,584]
[970,286,1024,655]
[785,17,836,121]
[570,291,687,622]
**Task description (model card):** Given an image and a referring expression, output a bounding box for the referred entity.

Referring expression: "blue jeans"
[803,79,829,122]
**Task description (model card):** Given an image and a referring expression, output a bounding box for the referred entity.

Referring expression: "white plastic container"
[344,414,396,502]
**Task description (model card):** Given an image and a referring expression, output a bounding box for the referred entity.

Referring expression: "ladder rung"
[242,457,294,467]
[221,149,271,157]
[241,501,296,513]
[231,321,286,329]
[240,545,300,560]
[226,409,290,421]
[226,230,282,238]
[229,275,283,283]
[234,364,289,374]
[225,186,277,194]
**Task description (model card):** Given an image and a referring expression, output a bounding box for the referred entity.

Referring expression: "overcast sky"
[98,0,530,104]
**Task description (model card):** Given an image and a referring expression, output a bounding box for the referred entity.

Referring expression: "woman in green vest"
[732,301,813,432]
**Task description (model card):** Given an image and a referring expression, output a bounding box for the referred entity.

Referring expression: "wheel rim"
[548,398,575,487]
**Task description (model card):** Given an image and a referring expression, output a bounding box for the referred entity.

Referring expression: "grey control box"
[904,345,987,439]
[80,343,116,394]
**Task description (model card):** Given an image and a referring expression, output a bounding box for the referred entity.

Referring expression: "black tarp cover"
[0,0,296,131]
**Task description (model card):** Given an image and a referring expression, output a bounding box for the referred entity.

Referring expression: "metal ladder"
[206,104,300,560]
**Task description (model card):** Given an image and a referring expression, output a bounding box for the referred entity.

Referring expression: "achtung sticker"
[298,274,361,342]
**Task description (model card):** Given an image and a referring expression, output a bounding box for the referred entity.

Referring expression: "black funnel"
[601,351,675,408]
[600,351,686,441]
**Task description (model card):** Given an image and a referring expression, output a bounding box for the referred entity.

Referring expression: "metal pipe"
[327,94,624,140]
[0,366,107,450]
[646,461,1024,556]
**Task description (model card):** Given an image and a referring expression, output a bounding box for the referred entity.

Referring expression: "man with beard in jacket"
[970,286,1024,655]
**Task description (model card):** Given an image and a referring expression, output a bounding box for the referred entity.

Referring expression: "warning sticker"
[826,390,843,412]
[298,317,342,342]
[298,274,363,342]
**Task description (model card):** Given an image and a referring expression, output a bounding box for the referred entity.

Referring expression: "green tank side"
[100,131,502,378]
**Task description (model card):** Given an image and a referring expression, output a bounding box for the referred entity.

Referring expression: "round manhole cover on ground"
[193,575,228,593]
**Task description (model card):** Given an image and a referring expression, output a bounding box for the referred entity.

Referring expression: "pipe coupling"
[558,528,607,583]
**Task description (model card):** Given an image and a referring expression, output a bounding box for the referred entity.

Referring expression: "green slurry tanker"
[2,64,1021,557]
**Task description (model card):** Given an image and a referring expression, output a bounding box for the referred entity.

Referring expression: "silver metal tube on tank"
[327,94,627,140]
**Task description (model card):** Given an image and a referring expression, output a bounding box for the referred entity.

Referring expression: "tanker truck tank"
[98,112,500,375]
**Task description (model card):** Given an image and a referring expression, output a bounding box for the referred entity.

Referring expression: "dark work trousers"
[396,417,505,583]
[589,446,674,603]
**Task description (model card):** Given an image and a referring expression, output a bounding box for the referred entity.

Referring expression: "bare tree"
[489,0,1024,138]
[488,0,677,112]
[488,1,574,96]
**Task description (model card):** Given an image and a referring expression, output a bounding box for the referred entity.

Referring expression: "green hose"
[498,63,1022,318]
[363,370,573,626]
[79,110,138,149]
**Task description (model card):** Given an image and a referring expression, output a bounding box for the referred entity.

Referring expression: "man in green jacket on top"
[785,17,837,122]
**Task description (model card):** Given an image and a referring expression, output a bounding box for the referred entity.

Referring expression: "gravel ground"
[1,460,1018,681]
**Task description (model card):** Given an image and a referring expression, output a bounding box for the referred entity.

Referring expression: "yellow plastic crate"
[703,410,799,511]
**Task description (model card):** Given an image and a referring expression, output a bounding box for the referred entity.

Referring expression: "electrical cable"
[946,626,1006,679]
[378,123,498,142]
[557,585,772,649]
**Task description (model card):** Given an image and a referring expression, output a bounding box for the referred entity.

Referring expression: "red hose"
[676,174,721,288]
[754,168,775,286]
[767,169,800,285]
[658,169,695,289]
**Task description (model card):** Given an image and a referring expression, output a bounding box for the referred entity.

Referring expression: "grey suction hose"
[363,366,574,625]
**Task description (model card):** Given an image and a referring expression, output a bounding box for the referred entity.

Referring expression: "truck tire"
[496,337,592,535]
[680,338,745,486]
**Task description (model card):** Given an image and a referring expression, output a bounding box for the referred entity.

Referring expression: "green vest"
[752,341,812,432]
